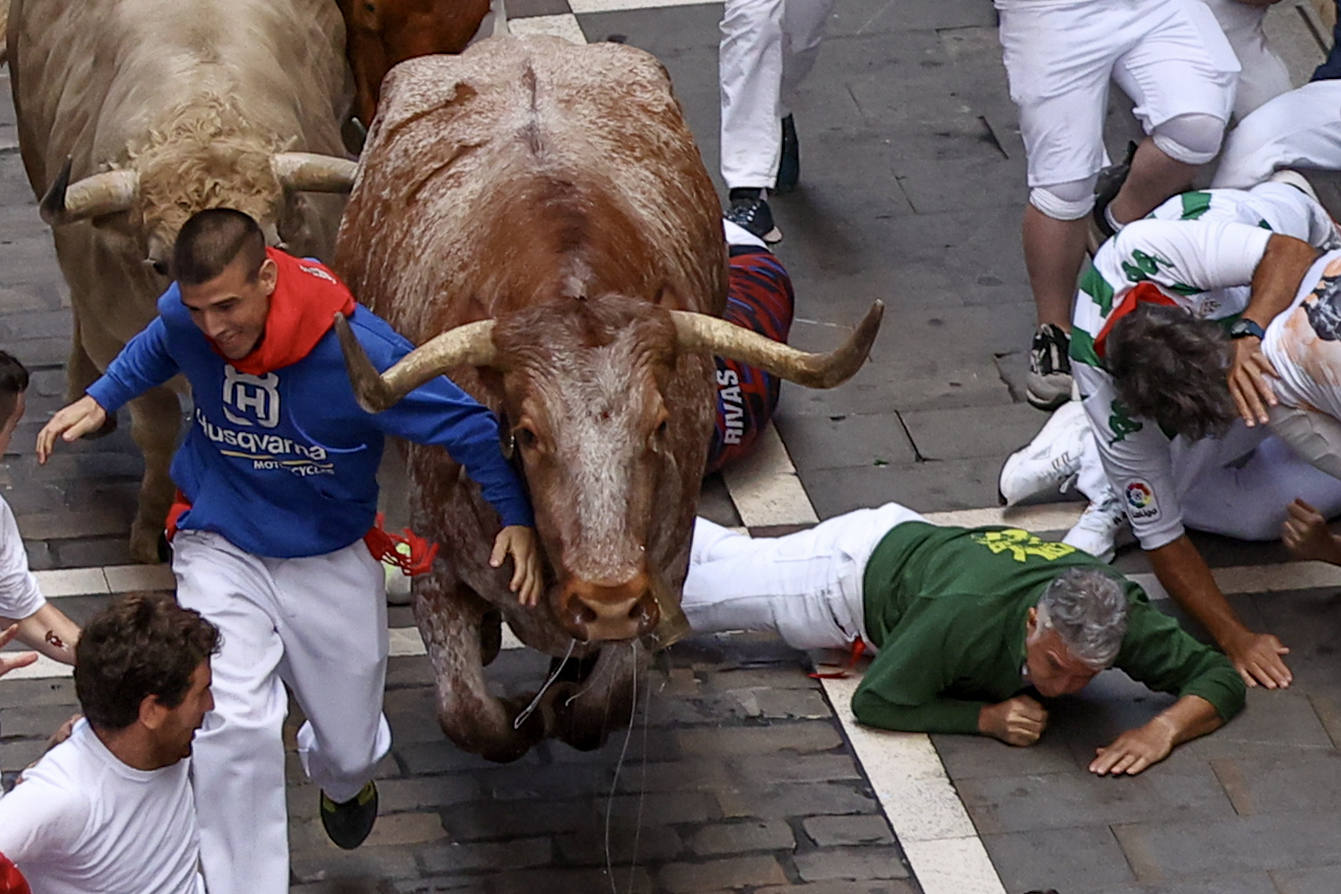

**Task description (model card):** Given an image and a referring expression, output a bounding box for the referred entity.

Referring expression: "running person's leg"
[1197,0,1290,118]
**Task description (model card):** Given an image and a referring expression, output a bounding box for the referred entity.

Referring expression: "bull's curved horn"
[271,152,359,194]
[40,157,140,226]
[334,312,498,412]
[671,300,884,389]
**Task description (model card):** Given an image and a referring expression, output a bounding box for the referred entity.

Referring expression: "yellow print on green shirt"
[970,528,1076,563]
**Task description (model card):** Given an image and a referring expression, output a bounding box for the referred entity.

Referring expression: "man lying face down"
[682,502,1244,775]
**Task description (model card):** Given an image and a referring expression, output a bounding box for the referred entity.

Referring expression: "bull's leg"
[415,576,543,762]
[65,314,116,437]
[126,386,181,563]
[549,643,645,752]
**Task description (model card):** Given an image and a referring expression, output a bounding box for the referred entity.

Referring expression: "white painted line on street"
[720,423,1008,894]
[568,0,718,13]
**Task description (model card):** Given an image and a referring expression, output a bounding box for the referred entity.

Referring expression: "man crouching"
[683,503,1244,775]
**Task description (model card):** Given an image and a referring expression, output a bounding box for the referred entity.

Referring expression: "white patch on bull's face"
[518,325,670,585]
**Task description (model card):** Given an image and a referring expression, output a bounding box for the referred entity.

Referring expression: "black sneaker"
[1026,323,1073,411]
[775,114,799,194]
[726,189,782,244]
[320,781,378,850]
[1091,140,1138,244]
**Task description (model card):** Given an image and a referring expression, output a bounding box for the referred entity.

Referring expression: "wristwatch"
[1228,318,1266,340]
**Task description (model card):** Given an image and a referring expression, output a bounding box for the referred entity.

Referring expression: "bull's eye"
[648,412,670,452]
[515,425,539,452]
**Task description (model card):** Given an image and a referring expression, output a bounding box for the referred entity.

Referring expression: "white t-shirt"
[0,494,43,621]
[1070,182,1340,550]
[1263,250,1341,421]
[0,720,205,894]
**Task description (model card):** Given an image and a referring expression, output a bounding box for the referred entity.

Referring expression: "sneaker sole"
[1025,386,1070,412]
[762,227,782,244]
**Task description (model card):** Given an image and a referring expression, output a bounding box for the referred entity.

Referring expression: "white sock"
[1104,203,1124,234]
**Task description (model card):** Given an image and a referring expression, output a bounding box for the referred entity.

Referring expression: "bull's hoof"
[128,521,166,565]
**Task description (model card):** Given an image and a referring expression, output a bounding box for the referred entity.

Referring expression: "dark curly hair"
[0,349,29,423]
[1105,303,1237,441]
[74,593,220,731]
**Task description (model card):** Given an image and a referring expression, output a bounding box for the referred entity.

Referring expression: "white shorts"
[999,0,1239,187]
[1212,81,1341,188]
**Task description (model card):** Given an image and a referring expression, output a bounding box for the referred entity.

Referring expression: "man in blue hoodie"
[35,208,541,894]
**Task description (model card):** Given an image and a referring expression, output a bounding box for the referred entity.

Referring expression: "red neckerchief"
[1092,281,1178,360]
[223,248,356,375]
[0,854,31,894]
[809,638,867,680]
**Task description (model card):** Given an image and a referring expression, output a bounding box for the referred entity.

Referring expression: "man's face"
[1024,607,1101,697]
[0,392,26,456]
[179,254,276,360]
[153,661,214,765]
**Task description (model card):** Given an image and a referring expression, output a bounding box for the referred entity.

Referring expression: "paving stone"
[289,845,421,884]
[553,821,685,864]
[385,876,478,893]
[727,752,862,786]
[801,815,896,847]
[957,765,1234,835]
[657,855,789,893]
[438,799,594,841]
[773,411,914,473]
[676,721,843,756]
[717,781,878,820]
[1111,810,1341,881]
[418,837,553,876]
[899,403,1045,461]
[1077,877,1278,894]
[1209,752,1341,817]
[395,739,543,775]
[1272,865,1341,894]
[486,867,654,894]
[687,820,794,856]
[981,826,1135,892]
[756,883,917,894]
[792,846,910,882]
[803,456,1012,520]
[376,776,481,813]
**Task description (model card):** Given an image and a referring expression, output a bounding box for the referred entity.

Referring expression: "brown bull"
[337,0,496,131]
[334,37,881,759]
[9,0,357,561]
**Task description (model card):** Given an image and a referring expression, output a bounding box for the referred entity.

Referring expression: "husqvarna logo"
[222,366,280,428]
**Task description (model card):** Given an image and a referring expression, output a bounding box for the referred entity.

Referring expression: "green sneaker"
[320,781,378,850]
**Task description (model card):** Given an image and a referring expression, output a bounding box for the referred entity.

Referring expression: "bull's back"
[9,0,349,192]
[335,36,726,340]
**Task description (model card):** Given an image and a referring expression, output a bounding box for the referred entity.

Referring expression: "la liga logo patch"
[1125,480,1159,521]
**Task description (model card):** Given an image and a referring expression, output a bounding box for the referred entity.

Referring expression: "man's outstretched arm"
[1147,534,1290,689]
[1089,694,1222,775]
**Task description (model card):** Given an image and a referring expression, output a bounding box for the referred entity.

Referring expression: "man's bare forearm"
[1242,234,1322,329]
[1153,694,1223,747]
[1147,535,1247,649]
[6,603,80,664]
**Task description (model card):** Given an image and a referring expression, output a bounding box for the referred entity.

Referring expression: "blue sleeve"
[85,317,179,413]
[355,314,534,528]
[1312,2,1341,82]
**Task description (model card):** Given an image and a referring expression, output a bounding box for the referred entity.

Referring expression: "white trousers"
[682,502,928,650]
[998,0,1238,188]
[1269,403,1341,480]
[1075,424,1341,541]
[719,0,836,189]
[173,531,392,894]
[1200,0,1291,119]
[1212,80,1341,188]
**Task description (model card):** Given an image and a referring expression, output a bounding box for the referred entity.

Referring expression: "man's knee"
[1151,113,1227,165]
[1028,177,1097,221]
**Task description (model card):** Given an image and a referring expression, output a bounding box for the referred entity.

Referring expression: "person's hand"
[36,395,108,463]
[1225,628,1291,689]
[1227,336,1278,427]
[490,525,543,606]
[0,622,38,678]
[978,695,1048,746]
[1090,716,1176,776]
[1281,498,1341,565]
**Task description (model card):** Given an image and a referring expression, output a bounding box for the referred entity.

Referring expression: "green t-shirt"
[853,522,1246,735]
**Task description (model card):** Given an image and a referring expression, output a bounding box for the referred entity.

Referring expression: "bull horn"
[334,312,498,413]
[271,152,359,193]
[40,157,140,226]
[671,300,884,389]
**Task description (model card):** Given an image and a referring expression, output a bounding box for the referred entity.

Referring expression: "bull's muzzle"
[558,572,659,642]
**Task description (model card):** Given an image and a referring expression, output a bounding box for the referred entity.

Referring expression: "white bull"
[8,0,358,561]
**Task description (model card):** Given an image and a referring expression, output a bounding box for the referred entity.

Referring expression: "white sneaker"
[1062,490,1131,564]
[998,400,1090,506]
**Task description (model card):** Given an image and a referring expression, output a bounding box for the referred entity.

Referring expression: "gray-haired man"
[683,502,1244,775]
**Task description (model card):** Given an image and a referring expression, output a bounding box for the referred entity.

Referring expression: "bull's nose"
[559,573,659,642]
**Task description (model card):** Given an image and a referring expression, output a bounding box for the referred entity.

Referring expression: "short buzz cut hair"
[171,208,267,286]
[74,593,220,732]
[1105,303,1238,441]
[1036,568,1129,669]
[0,350,28,422]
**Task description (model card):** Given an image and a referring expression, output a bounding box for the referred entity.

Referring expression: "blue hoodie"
[87,253,532,558]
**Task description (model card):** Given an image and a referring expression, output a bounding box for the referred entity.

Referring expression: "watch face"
[1231,319,1264,340]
